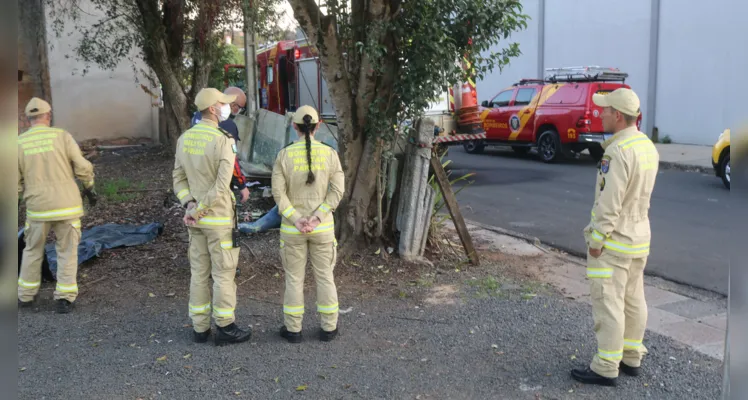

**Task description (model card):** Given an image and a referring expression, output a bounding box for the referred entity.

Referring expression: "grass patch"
[467,276,505,299]
[97,178,142,202]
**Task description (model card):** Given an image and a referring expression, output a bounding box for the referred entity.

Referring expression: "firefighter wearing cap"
[572,88,660,387]
[17,97,96,314]
[272,105,345,343]
[173,87,252,346]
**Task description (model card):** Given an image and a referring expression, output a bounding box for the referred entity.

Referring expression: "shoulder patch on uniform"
[600,155,612,174]
[231,143,237,154]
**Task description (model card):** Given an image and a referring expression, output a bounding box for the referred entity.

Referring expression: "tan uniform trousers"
[280,232,338,333]
[19,219,81,302]
[188,227,240,332]
[588,251,649,378]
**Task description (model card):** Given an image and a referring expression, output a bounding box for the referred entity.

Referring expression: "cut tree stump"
[429,154,480,266]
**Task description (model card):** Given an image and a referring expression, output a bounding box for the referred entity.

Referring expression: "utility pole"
[243,0,258,114]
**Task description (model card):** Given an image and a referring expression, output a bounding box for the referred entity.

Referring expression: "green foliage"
[315,0,529,142]
[97,178,142,203]
[208,43,246,90]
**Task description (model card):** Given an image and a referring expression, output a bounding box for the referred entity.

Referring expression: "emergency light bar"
[544,66,628,83]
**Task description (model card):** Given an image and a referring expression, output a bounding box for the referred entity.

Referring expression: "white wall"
[475,0,540,103]
[544,0,652,132]
[45,0,158,142]
[475,0,747,145]
[655,0,748,144]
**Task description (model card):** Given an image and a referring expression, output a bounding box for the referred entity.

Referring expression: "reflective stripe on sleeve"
[590,229,649,255]
[318,203,331,213]
[176,189,190,200]
[71,220,82,229]
[282,206,296,219]
[220,241,233,249]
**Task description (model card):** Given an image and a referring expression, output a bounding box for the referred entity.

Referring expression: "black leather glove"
[83,187,98,207]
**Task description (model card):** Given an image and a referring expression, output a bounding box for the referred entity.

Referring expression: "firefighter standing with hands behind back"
[272,105,345,343]
[18,97,97,314]
[173,88,252,346]
[572,88,659,387]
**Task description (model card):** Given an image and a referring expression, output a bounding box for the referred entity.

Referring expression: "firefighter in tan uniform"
[18,98,96,314]
[173,88,252,346]
[572,88,660,386]
[272,105,345,343]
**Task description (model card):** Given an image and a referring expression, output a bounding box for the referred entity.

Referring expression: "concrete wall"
[44,0,159,142]
[476,0,748,145]
[655,0,748,145]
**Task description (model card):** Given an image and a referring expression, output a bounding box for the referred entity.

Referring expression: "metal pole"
[242,0,258,114]
[722,263,730,399]
[645,0,661,137]
[537,0,545,79]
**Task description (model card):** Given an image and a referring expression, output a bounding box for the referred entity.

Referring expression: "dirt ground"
[17,146,723,399]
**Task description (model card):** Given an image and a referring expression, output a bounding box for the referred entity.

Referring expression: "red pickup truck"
[463,66,642,163]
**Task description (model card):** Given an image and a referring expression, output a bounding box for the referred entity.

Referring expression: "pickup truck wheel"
[537,130,564,163]
[721,152,731,190]
[588,145,605,163]
[463,140,485,154]
[512,146,530,155]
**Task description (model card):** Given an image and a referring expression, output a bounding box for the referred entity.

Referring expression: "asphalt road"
[446,146,731,295]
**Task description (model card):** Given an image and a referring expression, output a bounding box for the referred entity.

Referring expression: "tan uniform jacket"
[172,120,237,230]
[584,126,659,258]
[271,139,345,235]
[18,125,95,221]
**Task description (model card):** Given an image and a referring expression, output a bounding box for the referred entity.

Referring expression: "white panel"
[475,0,541,103]
[319,74,335,117]
[297,59,320,110]
[544,0,652,132]
[656,0,748,145]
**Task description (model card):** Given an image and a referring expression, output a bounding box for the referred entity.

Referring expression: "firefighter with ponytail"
[271,105,345,343]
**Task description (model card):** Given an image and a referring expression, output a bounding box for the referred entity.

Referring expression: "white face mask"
[218,104,231,122]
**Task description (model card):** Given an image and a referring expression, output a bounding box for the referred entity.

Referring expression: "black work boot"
[280,326,303,344]
[319,327,339,342]
[214,323,252,346]
[55,299,74,314]
[619,362,641,377]
[193,329,211,344]
[18,298,35,308]
[571,367,617,387]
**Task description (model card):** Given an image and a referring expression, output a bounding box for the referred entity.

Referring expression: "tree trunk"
[290,0,399,253]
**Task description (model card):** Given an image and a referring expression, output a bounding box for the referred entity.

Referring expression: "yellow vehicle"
[711,128,730,189]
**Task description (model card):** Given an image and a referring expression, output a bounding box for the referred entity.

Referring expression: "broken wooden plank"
[429,154,480,266]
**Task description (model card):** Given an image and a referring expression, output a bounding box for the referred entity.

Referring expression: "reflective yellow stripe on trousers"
[18,278,40,289]
[190,303,211,315]
[280,222,334,235]
[198,217,232,227]
[27,206,83,220]
[284,305,304,315]
[597,348,623,361]
[56,283,78,293]
[317,303,339,314]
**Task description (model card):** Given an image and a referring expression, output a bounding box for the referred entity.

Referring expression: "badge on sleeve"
[600,155,611,174]
[231,143,237,154]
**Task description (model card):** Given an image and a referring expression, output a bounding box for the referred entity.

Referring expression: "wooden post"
[429,154,480,266]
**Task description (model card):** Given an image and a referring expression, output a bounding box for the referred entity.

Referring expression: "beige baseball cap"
[25,97,51,116]
[194,88,237,111]
[592,88,641,117]
[292,105,319,124]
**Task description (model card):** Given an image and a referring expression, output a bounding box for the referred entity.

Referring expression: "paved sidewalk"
[459,222,727,361]
[655,143,714,172]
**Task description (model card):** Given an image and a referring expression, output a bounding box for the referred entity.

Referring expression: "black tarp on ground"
[18,222,163,280]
